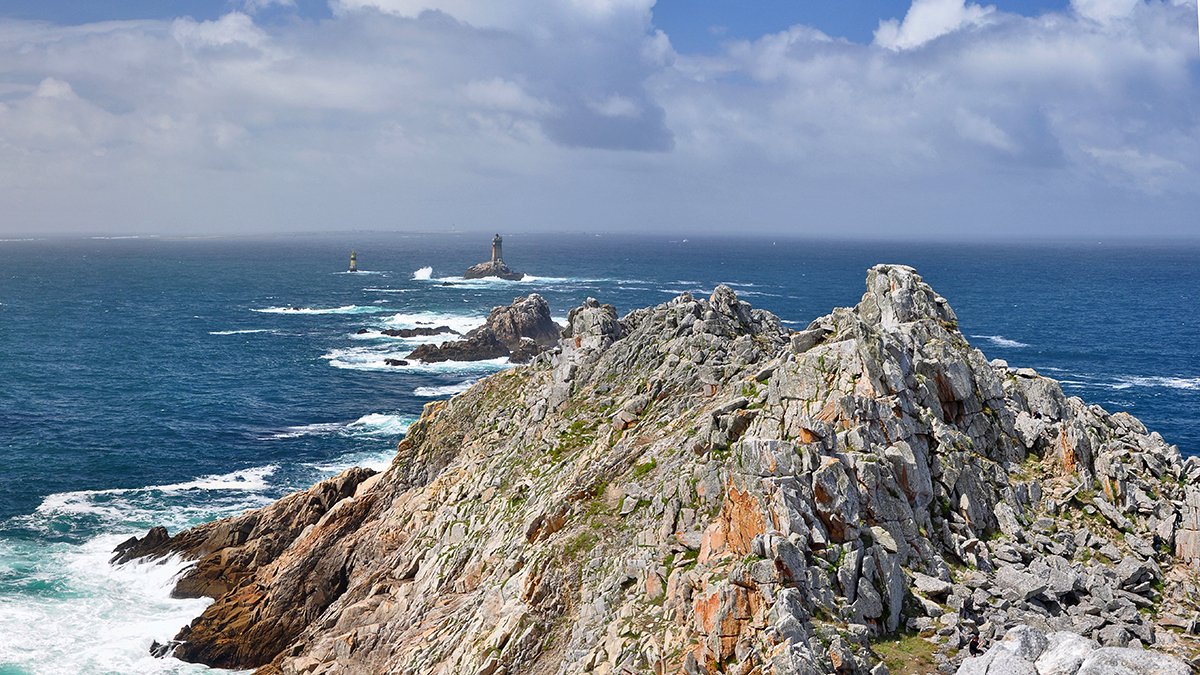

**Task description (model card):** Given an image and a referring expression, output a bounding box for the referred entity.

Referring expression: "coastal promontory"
[114,266,1200,674]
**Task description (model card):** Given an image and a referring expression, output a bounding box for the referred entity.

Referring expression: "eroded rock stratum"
[116,265,1200,674]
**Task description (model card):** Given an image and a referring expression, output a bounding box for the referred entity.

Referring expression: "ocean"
[0,232,1197,673]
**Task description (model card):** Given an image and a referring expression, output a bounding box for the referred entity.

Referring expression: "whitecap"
[381,311,486,335]
[1110,376,1200,391]
[413,380,477,397]
[333,270,387,275]
[36,466,279,518]
[413,266,433,280]
[351,329,459,345]
[303,449,397,474]
[0,535,216,674]
[208,328,277,335]
[269,413,416,440]
[971,335,1030,349]
[252,305,389,315]
[321,345,511,374]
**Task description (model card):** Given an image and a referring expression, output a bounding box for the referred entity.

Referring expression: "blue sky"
[0,0,1196,238]
[1,0,1072,46]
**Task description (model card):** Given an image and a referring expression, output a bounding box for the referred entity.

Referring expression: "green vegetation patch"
[632,458,657,478]
[872,632,939,675]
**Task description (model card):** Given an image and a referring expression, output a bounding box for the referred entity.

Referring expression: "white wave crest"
[304,449,397,474]
[421,273,606,288]
[413,266,433,280]
[413,379,477,397]
[1111,376,1200,391]
[36,466,279,518]
[0,535,214,674]
[269,413,416,440]
[972,335,1030,348]
[209,328,277,335]
[381,311,485,335]
[253,305,388,315]
[351,329,459,345]
[364,287,416,294]
[321,345,511,373]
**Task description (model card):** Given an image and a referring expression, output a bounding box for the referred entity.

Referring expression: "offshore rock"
[115,265,1200,674]
[406,294,562,363]
[406,328,509,363]
[483,293,561,349]
[463,259,525,281]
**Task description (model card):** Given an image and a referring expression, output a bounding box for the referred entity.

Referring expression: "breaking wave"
[252,305,389,315]
[413,380,477,397]
[972,335,1030,349]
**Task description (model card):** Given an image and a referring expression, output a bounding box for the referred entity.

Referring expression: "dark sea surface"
[0,232,1197,672]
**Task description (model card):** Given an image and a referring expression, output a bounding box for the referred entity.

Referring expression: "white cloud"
[591,94,640,118]
[462,78,554,115]
[171,12,269,49]
[875,0,995,50]
[0,1,1195,237]
[1071,0,1140,23]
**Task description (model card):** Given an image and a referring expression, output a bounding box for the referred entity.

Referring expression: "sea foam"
[252,305,389,315]
[972,334,1030,348]
[413,380,477,397]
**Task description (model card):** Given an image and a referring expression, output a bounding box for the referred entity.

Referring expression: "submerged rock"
[114,265,1200,674]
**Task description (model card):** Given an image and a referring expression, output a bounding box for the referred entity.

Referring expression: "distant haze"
[0,0,1197,239]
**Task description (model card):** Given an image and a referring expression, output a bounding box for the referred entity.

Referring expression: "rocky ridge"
[117,266,1200,674]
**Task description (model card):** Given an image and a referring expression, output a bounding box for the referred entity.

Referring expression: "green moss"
[872,632,938,675]
[563,531,600,560]
[552,419,598,461]
[632,458,657,478]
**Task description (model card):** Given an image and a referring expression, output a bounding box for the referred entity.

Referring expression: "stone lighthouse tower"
[491,234,503,263]
[349,250,358,272]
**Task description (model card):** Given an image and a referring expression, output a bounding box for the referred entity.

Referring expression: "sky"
[0,0,1197,239]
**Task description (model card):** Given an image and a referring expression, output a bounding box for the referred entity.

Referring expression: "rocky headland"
[115,266,1200,674]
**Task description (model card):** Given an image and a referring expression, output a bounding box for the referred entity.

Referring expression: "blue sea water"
[0,232,1197,673]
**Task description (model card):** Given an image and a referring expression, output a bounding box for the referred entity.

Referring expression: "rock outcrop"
[486,293,560,348]
[405,328,510,363]
[407,294,563,364]
[116,265,1200,674]
[464,259,525,281]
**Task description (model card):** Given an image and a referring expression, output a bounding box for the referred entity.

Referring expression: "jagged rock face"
[464,259,525,281]
[482,293,561,349]
[406,294,563,363]
[116,266,1200,674]
[406,328,510,363]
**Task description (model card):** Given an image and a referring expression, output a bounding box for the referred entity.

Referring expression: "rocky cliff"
[118,266,1200,674]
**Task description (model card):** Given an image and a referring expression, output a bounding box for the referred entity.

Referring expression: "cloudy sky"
[0,0,1196,239]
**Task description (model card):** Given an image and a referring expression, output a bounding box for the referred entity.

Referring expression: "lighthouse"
[491,234,503,263]
[349,250,358,273]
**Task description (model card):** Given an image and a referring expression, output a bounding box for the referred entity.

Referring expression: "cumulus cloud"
[1071,0,1140,23]
[0,0,1195,237]
[874,0,995,50]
